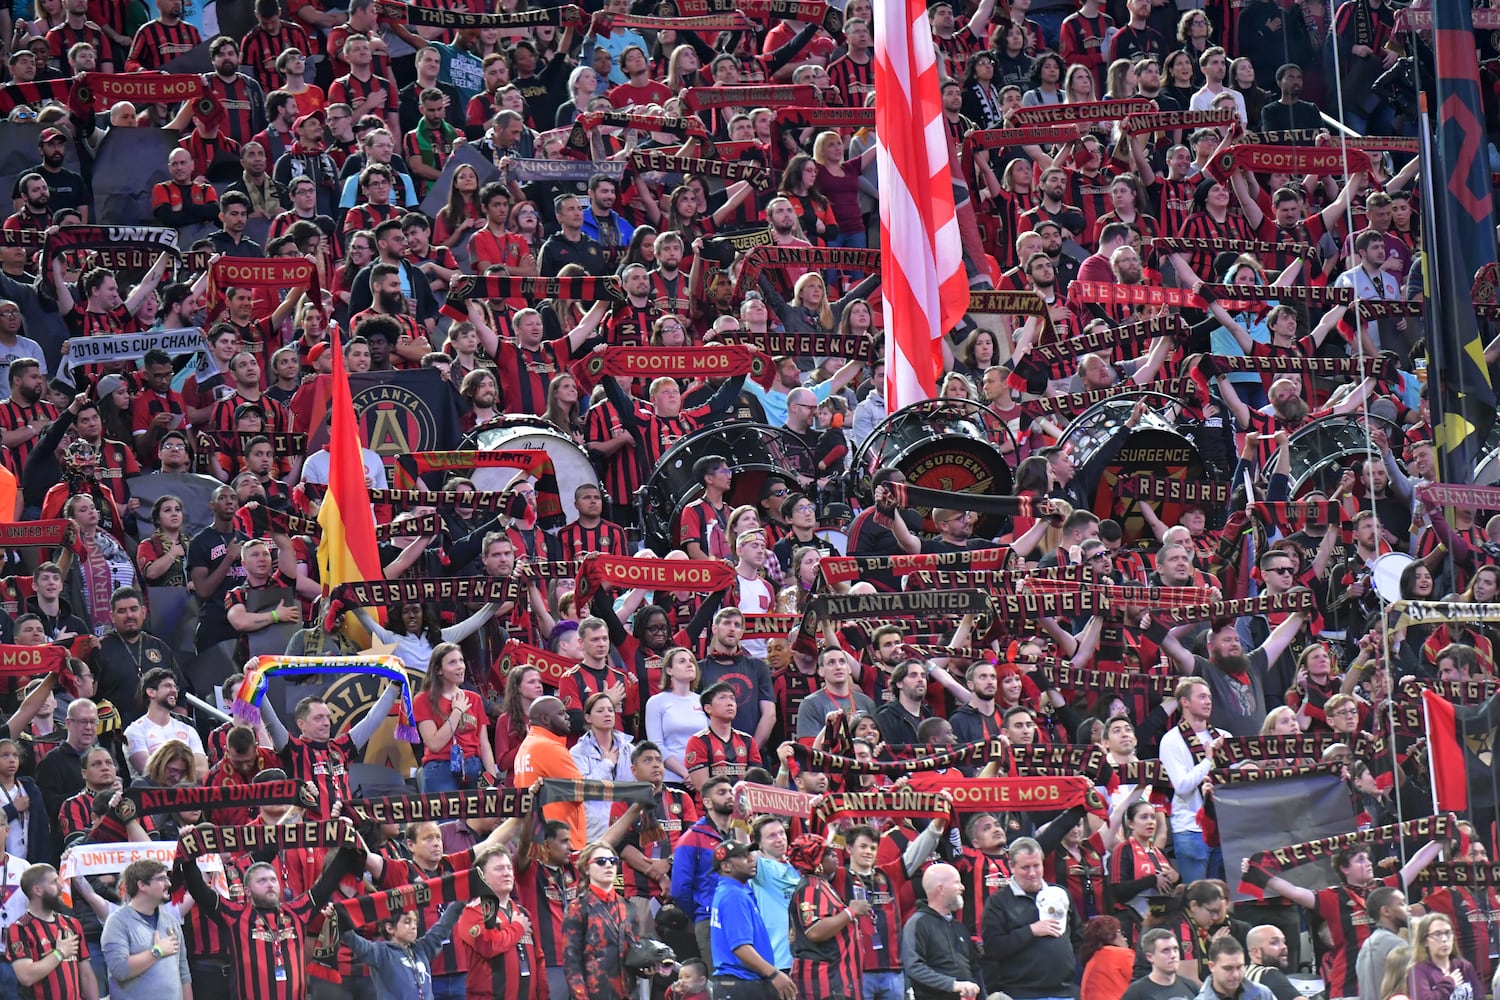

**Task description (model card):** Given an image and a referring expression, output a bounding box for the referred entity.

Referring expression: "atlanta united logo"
[353,384,439,460]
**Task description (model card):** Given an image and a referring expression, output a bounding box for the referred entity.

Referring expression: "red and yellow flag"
[316,326,382,626]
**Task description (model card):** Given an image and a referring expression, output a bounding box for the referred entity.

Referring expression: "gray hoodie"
[340,901,464,1000]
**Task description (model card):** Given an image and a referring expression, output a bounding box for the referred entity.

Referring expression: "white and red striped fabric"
[874,0,968,410]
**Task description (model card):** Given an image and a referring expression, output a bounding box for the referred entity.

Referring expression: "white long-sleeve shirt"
[1158,721,1229,834]
[356,604,498,673]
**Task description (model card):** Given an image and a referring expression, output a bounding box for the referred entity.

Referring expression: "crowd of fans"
[0,0,1494,999]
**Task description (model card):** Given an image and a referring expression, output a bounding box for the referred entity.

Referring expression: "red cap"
[38,127,66,144]
[306,342,327,364]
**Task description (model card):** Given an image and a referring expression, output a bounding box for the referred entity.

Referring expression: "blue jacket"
[341,901,463,1000]
[670,815,727,922]
[581,206,635,249]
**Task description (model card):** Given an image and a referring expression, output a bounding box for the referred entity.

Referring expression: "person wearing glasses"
[562,841,640,1000]
[34,698,100,839]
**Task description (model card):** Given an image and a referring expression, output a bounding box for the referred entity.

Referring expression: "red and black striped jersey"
[557,661,640,730]
[179,131,241,180]
[612,786,697,897]
[1059,11,1115,90]
[556,519,630,561]
[790,875,863,999]
[456,896,544,1000]
[64,301,139,341]
[955,846,1010,942]
[606,302,655,347]
[826,52,875,107]
[56,788,97,845]
[1153,176,1198,242]
[1314,875,1400,999]
[182,857,245,960]
[932,24,982,80]
[217,894,319,1000]
[206,390,291,434]
[127,18,200,70]
[278,731,359,820]
[1175,210,1256,279]
[1422,886,1500,993]
[46,21,112,67]
[329,71,385,113]
[240,22,314,92]
[206,73,264,145]
[1251,207,1334,274]
[4,912,90,1000]
[513,861,577,967]
[1067,168,1116,250]
[584,398,639,516]
[495,338,572,415]
[676,496,727,556]
[86,0,127,34]
[0,398,59,474]
[645,270,691,317]
[832,865,905,971]
[683,725,762,780]
[342,201,401,236]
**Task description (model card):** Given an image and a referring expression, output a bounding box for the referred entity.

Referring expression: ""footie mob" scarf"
[906,773,1108,816]
[584,345,758,380]
[574,553,736,606]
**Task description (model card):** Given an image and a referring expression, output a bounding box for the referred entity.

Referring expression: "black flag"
[1422,0,1498,483]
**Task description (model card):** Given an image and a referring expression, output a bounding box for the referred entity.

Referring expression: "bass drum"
[640,422,795,554]
[1269,414,1404,496]
[1372,552,1416,603]
[1468,422,1500,486]
[850,398,1016,535]
[468,416,601,528]
[1062,398,1211,545]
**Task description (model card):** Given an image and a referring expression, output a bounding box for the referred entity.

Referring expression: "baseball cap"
[714,840,754,866]
[39,127,66,144]
[293,108,326,132]
[160,429,190,448]
[306,342,328,364]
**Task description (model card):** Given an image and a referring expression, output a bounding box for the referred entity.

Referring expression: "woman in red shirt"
[413,642,498,793]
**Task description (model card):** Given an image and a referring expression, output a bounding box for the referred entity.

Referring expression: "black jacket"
[901,903,983,1000]
[979,880,1083,998]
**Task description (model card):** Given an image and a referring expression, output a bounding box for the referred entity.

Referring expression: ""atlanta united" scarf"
[447,273,623,306]
[731,244,880,298]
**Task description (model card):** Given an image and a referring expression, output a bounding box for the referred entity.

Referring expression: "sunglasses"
[590,856,619,866]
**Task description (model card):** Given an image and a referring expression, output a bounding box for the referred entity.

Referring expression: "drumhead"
[1372,552,1415,603]
[470,417,601,527]
[851,399,1014,534]
[641,423,795,554]
[1064,398,1210,545]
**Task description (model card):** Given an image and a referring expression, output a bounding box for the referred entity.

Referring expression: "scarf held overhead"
[574,553,736,606]
[234,655,417,741]
[584,345,759,380]
[177,819,360,857]
[335,868,482,927]
[347,786,534,824]
[906,774,1108,816]
[1239,814,1455,898]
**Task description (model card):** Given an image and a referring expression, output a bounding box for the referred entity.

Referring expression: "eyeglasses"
[590,856,619,866]
[67,716,99,726]
[792,502,815,514]
[1427,929,1454,940]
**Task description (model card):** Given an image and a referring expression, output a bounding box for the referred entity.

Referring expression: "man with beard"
[847,468,922,591]
[779,386,847,493]
[1160,612,1309,737]
[764,196,813,290]
[459,367,500,429]
[202,725,280,824]
[1335,230,1406,354]
[124,668,206,778]
[1357,890,1411,1000]
[7,863,98,1000]
[647,231,691,315]
[875,660,932,745]
[673,776,738,971]
[1216,373,1376,455]
[1244,925,1302,1000]
[91,587,175,725]
[179,822,363,1000]
[1023,251,1078,345]
[581,174,634,250]
[4,173,51,235]
[924,508,996,554]
[273,112,341,218]
[744,352,862,430]
[0,357,58,478]
[201,37,267,144]
[10,128,89,221]
[513,696,587,849]
[227,142,285,223]
[1021,172,1078,239]
[351,262,432,352]
[126,0,199,69]
[347,219,439,333]
[207,191,265,258]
